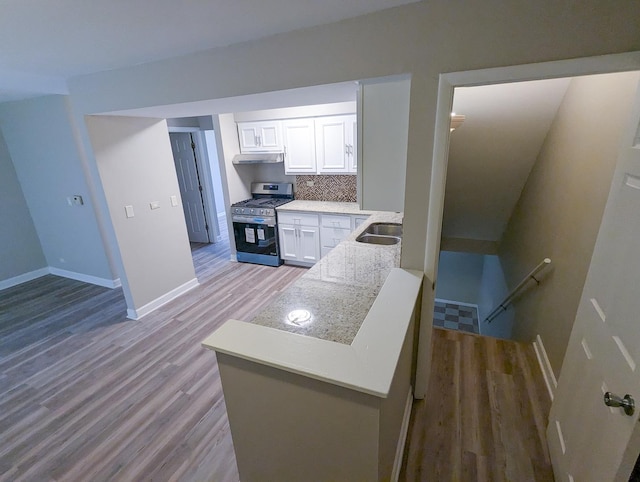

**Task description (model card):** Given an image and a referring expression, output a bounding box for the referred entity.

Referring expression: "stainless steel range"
[230,182,294,267]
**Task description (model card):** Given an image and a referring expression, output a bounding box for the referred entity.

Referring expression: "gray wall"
[435,251,485,305]
[499,72,640,376]
[86,116,196,312]
[0,130,46,283]
[477,255,513,340]
[0,95,115,283]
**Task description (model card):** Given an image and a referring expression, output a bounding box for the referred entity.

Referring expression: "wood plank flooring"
[1,238,554,481]
[400,328,554,481]
[0,241,306,482]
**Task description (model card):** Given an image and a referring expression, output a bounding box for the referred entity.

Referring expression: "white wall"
[0,95,115,284]
[63,1,640,276]
[499,72,640,375]
[86,116,196,315]
[0,130,46,284]
[233,101,356,122]
[204,130,226,219]
[359,77,410,212]
[435,251,484,305]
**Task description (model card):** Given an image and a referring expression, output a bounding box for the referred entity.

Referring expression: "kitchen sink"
[356,234,401,245]
[362,223,402,237]
[356,223,402,245]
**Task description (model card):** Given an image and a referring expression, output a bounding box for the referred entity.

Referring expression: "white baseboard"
[49,267,121,289]
[533,334,557,401]
[0,267,50,291]
[435,297,478,309]
[0,267,121,291]
[126,278,199,320]
[391,387,413,482]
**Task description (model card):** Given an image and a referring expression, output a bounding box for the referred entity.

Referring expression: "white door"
[548,80,640,481]
[316,116,349,173]
[282,119,316,174]
[170,133,209,244]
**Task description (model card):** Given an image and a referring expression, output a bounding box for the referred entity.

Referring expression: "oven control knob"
[250,209,255,214]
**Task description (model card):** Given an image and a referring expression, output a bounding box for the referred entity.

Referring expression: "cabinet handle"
[349,145,354,155]
[257,135,261,146]
[284,145,287,158]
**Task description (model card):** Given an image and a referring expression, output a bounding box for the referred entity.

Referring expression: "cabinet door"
[346,115,357,173]
[315,116,349,173]
[352,215,369,230]
[299,226,320,263]
[237,121,283,152]
[282,119,317,174]
[238,124,260,151]
[278,224,298,260]
[257,121,283,151]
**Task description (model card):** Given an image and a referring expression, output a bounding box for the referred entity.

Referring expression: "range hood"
[232,153,284,164]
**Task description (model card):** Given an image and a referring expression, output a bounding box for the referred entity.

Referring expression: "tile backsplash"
[295,175,357,202]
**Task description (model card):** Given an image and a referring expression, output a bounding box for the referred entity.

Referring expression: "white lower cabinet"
[320,214,351,258]
[278,212,320,266]
[279,210,371,265]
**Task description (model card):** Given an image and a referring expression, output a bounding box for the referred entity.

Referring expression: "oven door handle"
[232,215,276,225]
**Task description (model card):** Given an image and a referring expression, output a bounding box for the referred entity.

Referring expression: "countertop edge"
[202,268,424,398]
[276,200,377,216]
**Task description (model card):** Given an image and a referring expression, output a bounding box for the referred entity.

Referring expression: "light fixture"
[286,309,312,326]
[450,113,465,132]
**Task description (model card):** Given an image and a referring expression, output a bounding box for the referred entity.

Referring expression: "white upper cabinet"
[347,116,357,173]
[236,115,357,174]
[282,119,317,174]
[237,121,283,152]
[315,115,357,174]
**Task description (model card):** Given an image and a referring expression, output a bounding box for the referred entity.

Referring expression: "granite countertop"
[249,210,402,345]
[277,200,378,216]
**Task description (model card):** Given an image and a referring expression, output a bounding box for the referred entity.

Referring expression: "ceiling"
[442,78,572,244]
[0,0,419,103]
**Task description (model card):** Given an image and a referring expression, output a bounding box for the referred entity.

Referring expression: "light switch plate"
[150,201,160,210]
[125,205,135,218]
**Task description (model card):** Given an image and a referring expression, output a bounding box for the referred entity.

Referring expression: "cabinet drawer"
[320,226,351,248]
[277,211,319,226]
[321,214,351,230]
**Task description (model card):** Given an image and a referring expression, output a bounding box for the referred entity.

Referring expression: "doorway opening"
[168,118,230,281]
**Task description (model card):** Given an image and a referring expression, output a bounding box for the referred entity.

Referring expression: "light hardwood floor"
[400,328,554,481]
[1,240,553,481]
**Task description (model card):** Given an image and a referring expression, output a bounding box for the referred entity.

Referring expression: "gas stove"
[231,197,292,217]
[230,182,294,267]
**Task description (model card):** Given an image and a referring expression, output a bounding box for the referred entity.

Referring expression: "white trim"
[126,278,199,320]
[49,267,121,289]
[434,297,478,309]
[391,387,413,482]
[0,267,49,291]
[533,334,557,401]
[421,51,640,401]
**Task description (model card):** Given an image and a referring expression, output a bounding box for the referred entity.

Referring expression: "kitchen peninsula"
[202,210,423,482]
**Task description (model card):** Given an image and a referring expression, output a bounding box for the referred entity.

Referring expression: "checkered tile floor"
[433,300,480,334]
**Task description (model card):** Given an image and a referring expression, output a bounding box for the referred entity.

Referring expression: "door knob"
[604,392,635,416]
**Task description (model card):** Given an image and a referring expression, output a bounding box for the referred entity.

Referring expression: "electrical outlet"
[67,195,84,206]
[306,180,314,187]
